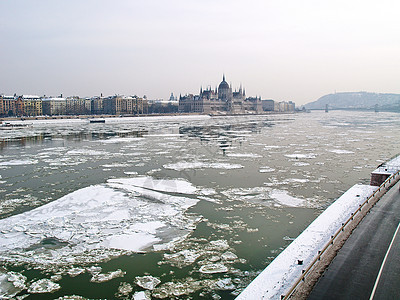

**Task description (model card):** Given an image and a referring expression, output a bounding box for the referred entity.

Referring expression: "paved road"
[308,182,400,300]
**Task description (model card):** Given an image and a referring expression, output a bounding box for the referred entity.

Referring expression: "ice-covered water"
[0,111,400,299]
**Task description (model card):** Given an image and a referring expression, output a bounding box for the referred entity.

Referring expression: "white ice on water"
[328,149,355,154]
[285,153,317,159]
[269,190,305,207]
[0,159,38,166]
[237,184,378,299]
[163,161,244,171]
[27,279,61,294]
[0,176,200,267]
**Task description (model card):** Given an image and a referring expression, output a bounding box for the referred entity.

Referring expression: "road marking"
[369,221,400,300]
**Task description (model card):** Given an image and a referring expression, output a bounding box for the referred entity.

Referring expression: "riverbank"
[237,154,400,299]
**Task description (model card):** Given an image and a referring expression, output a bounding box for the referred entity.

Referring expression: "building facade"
[1,94,148,117]
[179,75,262,114]
[42,97,67,115]
[21,95,42,116]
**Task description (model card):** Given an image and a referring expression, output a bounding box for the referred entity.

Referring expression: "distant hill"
[304,92,400,111]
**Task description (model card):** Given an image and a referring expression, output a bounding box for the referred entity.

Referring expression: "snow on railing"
[282,169,400,300]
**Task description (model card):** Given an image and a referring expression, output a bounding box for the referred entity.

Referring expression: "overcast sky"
[1,0,399,105]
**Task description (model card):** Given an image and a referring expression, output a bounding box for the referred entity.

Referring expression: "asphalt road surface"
[308,182,400,300]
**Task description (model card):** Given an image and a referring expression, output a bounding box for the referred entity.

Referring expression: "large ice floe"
[0,176,200,269]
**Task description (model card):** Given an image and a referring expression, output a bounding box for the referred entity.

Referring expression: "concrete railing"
[282,169,400,299]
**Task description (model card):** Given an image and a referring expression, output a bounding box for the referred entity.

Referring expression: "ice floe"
[199,263,229,274]
[152,278,216,298]
[222,186,309,208]
[0,176,201,268]
[108,176,197,194]
[163,161,244,171]
[135,275,161,290]
[213,278,236,290]
[269,190,305,207]
[225,153,262,158]
[259,166,275,173]
[28,278,61,294]
[328,149,355,154]
[0,271,27,299]
[285,153,317,159]
[67,149,108,156]
[117,282,133,297]
[0,159,38,166]
[90,269,125,283]
[133,290,151,300]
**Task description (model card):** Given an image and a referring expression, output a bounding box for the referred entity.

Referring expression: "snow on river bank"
[237,184,378,299]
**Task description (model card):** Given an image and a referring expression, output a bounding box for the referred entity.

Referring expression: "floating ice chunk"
[117,282,133,296]
[199,188,217,196]
[285,153,316,159]
[164,249,203,267]
[101,163,131,168]
[124,171,139,175]
[209,240,230,251]
[213,278,236,290]
[100,137,145,144]
[269,190,305,207]
[133,290,151,300]
[28,279,61,294]
[288,178,309,183]
[329,149,355,154]
[67,149,108,156]
[152,278,215,298]
[0,271,27,298]
[198,196,220,204]
[90,269,125,283]
[108,176,197,194]
[221,251,238,261]
[67,267,85,277]
[102,233,161,252]
[7,271,27,290]
[87,266,102,275]
[199,263,229,274]
[163,161,243,171]
[55,296,86,300]
[135,275,161,290]
[0,159,38,166]
[259,167,275,173]
[293,162,310,166]
[225,153,262,158]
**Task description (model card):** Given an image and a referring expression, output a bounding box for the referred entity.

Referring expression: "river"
[0,111,399,299]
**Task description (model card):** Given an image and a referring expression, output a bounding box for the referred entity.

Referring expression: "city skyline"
[1,0,400,105]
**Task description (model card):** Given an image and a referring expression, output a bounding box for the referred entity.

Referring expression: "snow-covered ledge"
[237,184,378,300]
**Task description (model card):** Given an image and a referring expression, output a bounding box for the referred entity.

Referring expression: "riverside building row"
[0,95,148,117]
[178,75,295,114]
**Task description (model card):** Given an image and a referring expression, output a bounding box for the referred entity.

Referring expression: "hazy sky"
[1,0,399,105]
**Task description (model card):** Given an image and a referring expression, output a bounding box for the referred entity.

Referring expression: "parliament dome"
[218,75,230,90]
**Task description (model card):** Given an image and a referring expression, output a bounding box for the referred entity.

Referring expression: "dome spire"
[223,74,225,82]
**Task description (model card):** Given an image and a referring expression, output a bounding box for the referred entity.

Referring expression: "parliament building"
[178,75,262,114]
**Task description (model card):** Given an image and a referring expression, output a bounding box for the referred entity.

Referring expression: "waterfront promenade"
[308,180,400,299]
